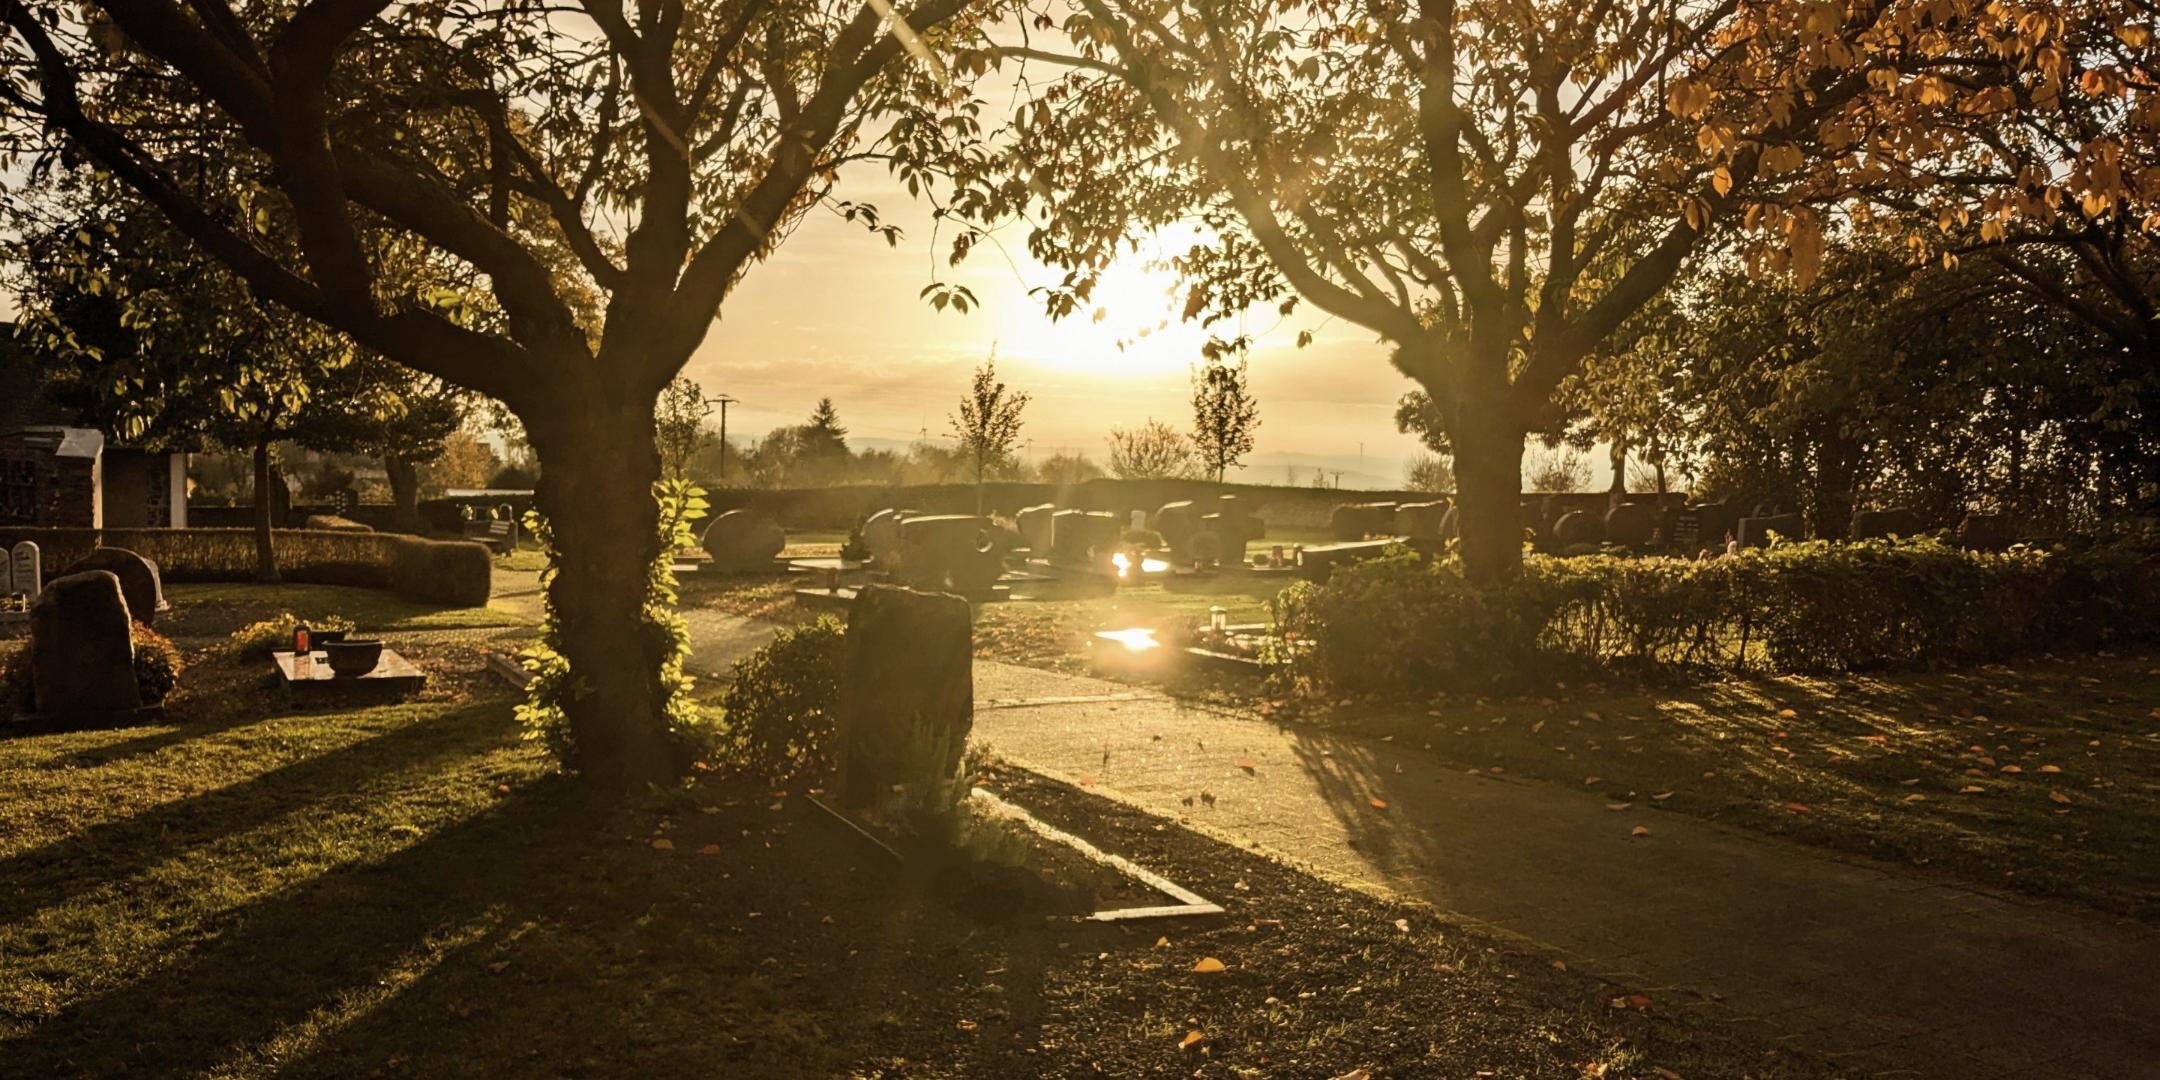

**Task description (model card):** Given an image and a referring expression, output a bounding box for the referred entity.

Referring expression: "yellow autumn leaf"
[1193,957,1227,974]
[1179,1030,1206,1049]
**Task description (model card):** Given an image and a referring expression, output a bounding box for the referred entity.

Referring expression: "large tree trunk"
[385,455,422,533]
[251,436,279,583]
[1450,398,1526,583]
[530,398,683,792]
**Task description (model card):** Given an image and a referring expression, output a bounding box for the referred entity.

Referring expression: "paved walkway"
[966,660,2160,1080]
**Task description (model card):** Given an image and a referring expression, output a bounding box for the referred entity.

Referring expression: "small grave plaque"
[272,648,427,701]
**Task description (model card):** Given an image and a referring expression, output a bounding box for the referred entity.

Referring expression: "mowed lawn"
[1293,650,2160,920]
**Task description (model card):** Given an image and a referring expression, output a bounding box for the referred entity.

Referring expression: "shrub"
[3,620,186,718]
[1273,537,2160,698]
[388,537,493,606]
[229,612,358,659]
[715,616,846,782]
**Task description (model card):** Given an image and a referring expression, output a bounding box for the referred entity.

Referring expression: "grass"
[0,658,1842,1078]
[159,581,532,639]
[1289,650,2160,920]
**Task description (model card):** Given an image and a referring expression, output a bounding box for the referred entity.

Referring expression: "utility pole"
[715,394,739,485]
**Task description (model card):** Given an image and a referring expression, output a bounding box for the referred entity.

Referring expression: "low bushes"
[1273,537,2160,697]
[229,612,358,659]
[0,527,491,608]
[713,616,846,782]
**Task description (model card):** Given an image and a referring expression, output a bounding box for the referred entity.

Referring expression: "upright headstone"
[1396,501,1449,541]
[1200,495,1264,563]
[1049,510,1119,567]
[893,514,1007,592]
[10,541,39,599]
[1153,501,1201,559]
[29,570,141,718]
[1851,507,1923,541]
[1956,513,2014,552]
[699,509,786,571]
[1553,510,1605,549]
[61,547,163,628]
[1330,502,1399,540]
[861,508,915,566]
[1603,503,1660,549]
[1014,503,1057,553]
[836,585,973,813]
[1737,513,1804,548]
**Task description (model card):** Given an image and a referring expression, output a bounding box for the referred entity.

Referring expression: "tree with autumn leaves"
[954,0,2157,581]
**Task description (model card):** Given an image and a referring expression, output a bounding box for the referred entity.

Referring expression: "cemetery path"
[968,658,2160,1080]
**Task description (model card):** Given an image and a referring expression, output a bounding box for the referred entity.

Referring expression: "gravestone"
[892,514,1007,592]
[861,508,916,566]
[1152,501,1200,558]
[1850,507,1923,541]
[699,509,786,570]
[1330,501,1399,540]
[1667,509,1703,552]
[1603,503,1660,549]
[10,541,39,598]
[1737,513,1804,548]
[1396,501,1449,542]
[1956,513,2015,552]
[1200,495,1264,564]
[29,570,141,718]
[61,547,164,628]
[1553,510,1604,549]
[836,584,973,813]
[1015,503,1056,553]
[1049,510,1119,567]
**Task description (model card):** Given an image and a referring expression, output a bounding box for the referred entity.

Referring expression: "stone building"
[0,331,188,529]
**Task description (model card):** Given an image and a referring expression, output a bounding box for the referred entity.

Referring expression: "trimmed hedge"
[0,527,491,608]
[388,536,494,606]
[1273,537,2160,696]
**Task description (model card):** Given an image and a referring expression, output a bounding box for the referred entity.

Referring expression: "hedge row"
[0,527,492,608]
[1271,537,2160,695]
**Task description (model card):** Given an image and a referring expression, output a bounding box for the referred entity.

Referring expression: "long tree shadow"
[0,702,520,927]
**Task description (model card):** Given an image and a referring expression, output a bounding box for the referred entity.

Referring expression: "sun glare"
[995,253,1217,378]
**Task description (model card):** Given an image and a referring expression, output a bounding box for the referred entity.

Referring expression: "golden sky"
[686,168,1433,486]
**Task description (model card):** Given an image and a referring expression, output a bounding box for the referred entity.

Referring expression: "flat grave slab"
[273,648,427,702]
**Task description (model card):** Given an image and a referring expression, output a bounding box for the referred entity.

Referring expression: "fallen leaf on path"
[1552,960,1569,972]
[1155,936,1169,948]
[1078,774,1096,787]
[1179,1031,1206,1049]
[956,1020,978,1032]
[1784,802,1812,814]
[1584,776,1602,785]
[1777,708,1798,719]
[1332,1069,1372,1080]
[1902,794,1926,804]
[1368,797,1389,810]
[1238,758,1257,774]
[698,843,722,855]
[2000,765,2023,774]
[1959,785,1985,794]
[1606,802,1632,811]
[1631,825,1651,838]
[650,839,675,851]
[2039,764,2061,773]
[2048,790,2072,805]
[1652,791,1674,801]
[1192,957,1227,974]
